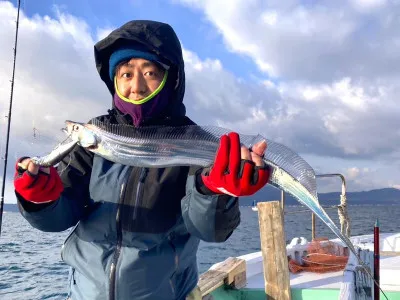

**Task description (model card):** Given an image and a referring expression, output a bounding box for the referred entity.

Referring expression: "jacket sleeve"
[181,168,241,243]
[16,145,94,232]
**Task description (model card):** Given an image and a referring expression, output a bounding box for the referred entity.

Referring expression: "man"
[14,20,270,300]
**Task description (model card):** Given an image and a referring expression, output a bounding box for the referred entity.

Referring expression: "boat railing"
[280,173,350,240]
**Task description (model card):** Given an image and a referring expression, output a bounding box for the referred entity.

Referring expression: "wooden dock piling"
[257,201,291,300]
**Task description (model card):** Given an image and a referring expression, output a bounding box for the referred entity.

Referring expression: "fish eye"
[73,125,80,132]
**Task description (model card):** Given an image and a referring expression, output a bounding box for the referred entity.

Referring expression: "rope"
[337,194,351,237]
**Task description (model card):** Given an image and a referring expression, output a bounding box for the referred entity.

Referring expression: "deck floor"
[244,255,400,292]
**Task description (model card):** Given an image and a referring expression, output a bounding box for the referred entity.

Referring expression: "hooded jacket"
[16,20,241,300]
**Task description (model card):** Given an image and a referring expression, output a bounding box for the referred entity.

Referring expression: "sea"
[1,204,400,300]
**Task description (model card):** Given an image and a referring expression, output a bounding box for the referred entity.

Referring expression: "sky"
[0,0,399,204]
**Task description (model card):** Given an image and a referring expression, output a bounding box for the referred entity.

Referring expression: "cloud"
[184,50,400,160]
[182,48,284,131]
[350,0,387,12]
[0,1,108,202]
[96,27,113,41]
[173,0,400,189]
[341,166,398,192]
[311,164,395,193]
[173,0,400,157]
[175,0,400,83]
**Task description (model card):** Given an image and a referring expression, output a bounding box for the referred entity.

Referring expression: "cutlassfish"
[33,119,360,263]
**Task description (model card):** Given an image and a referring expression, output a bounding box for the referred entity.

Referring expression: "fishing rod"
[0,0,22,237]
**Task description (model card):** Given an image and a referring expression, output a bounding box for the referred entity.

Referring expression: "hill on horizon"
[240,186,400,206]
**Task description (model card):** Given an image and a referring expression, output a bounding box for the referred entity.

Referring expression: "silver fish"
[62,119,361,263]
[30,139,78,167]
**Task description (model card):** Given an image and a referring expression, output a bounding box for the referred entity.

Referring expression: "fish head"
[64,120,98,148]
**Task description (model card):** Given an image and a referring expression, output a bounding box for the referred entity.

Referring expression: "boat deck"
[242,254,400,292]
[207,233,400,299]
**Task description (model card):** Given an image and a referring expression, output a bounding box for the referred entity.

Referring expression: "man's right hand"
[14,157,64,204]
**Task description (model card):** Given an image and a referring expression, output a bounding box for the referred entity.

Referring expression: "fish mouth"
[64,120,75,128]
[61,124,73,136]
[63,120,86,135]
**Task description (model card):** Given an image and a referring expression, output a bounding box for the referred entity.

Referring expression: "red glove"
[14,158,64,204]
[201,132,270,197]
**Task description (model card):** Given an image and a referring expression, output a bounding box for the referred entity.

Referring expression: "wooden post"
[257,201,291,300]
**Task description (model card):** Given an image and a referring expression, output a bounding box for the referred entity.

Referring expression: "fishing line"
[51,134,74,175]
[57,153,72,176]
[366,266,389,300]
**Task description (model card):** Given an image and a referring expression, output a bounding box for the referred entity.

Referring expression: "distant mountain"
[315,188,400,205]
[3,187,400,212]
[240,186,400,206]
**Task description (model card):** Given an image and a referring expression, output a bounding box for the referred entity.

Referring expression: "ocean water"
[1,204,399,299]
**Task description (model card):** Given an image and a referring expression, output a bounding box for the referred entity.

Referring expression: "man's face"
[115,58,165,101]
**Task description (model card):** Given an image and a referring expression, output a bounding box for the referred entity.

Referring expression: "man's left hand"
[200,132,271,197]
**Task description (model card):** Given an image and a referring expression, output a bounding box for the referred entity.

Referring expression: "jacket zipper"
[109,179,127,300]
[168,234,179,297]
[133,168,148,220]
[109,167,148,300]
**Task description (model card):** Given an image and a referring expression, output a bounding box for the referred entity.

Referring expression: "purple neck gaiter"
[113,82,173,127]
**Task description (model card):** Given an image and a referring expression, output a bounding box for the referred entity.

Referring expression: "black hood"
[94,20,186,117]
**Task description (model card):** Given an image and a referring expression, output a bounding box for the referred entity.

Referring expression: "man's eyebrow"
[120,62,133,68]
[140,61,158,68]
[119,61,159,69]
[117,61,164,77]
